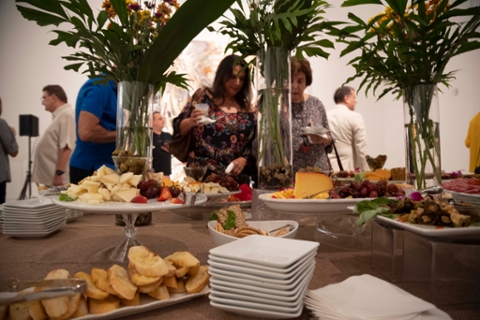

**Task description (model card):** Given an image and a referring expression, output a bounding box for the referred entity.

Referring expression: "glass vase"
[114,81,155,234]
[403,84,442,190]
[256,47,293,189]
[114,80,154,165]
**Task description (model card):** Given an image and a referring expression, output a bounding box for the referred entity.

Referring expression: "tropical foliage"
[338,0,480,99]
[16,0,236,90]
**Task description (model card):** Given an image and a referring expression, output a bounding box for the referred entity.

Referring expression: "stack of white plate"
[2,198,66,238]
[0,204,4,227]
[208,235,319,319]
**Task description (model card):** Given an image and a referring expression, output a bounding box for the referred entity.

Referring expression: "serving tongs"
[0,279,86,306]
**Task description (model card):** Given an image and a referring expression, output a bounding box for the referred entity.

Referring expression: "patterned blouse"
[292,95,332,173]
[173,92,257,183]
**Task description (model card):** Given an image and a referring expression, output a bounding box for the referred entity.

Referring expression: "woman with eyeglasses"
[290,56,333,174]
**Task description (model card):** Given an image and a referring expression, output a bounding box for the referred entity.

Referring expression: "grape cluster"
[329,180,406,199]
[138,180,160,199]
[137,180,182,199]
[203,173,239,191]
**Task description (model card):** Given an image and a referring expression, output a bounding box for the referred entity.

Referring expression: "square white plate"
[210,271,313,302]
[209,267,314,297]
[209,293,304,314]
[3,207,64,215]
[209,235,318,268]
[209,287,302,308]
[3,212,65,223]
[3,198,54,209]
[3,223,65,238]
[208,257,315,283]
[208,250,316,275]
[210,297,304,319]
[210,262,315,291]
[376,216,480,239]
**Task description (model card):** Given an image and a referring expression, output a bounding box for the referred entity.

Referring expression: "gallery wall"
[0,0,478,202]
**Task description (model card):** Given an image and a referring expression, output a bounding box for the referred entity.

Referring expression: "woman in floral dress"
[290,57,333,174]
[172,55,257,184]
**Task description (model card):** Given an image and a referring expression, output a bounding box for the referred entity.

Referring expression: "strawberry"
[237,184,252,201]
[157,187,172,202]
[170,198,184,205]
[131,195,148,204]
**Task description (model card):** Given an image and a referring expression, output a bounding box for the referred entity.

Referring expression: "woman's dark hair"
[210,54,252,111]
[290,57,313,86]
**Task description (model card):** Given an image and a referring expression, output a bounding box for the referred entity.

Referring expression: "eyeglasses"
[41,95,50,101]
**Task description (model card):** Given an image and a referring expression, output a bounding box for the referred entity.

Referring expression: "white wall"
[1,0,479,202]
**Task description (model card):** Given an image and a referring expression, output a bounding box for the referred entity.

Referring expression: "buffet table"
[1,211,479,320]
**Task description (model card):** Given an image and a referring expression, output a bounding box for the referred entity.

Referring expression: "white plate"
[50,194,208,214]
[204,190,241,200]
[447,190,480,205]
[3,223,65,238]
[209,274,312,319]
[208,250,316,277]
[259,193,366,215]
[209,235,319,268]
[210,271,313,305]
[210,262,315,290]
[3,198,55,209]
[61,287,209,320]
[3,212,65,222]
[3,206,62,214]
[209,266,314,297]
[210,287,302,308]
[209,293,304,314]
[208,220,299,247]
[168,200,251,220]
[376,216,480,239]
[3,219,65,231]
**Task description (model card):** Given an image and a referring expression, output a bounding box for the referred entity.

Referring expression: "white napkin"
[225,162,234,174]
[305,274,448,320]
[197,116,216,125]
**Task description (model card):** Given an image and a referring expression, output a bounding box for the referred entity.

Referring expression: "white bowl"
[208,220,299,247]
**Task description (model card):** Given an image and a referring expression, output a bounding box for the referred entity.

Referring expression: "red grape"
[369,190,379,198]
[367,182,377,192]
[137,181,149,191]
[360,187,369,197]
[387,183,399,193]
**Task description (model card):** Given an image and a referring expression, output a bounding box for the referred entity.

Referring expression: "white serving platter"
[51,194,208,214]
[259,193,366,215]
[376,216,480,239]
[209,235,319,268]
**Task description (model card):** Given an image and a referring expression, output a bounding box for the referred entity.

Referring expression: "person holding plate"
[290,56,333,174]
[171,55,257,185]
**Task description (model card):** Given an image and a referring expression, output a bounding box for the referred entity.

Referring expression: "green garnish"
[209,211,219,221]
[353,197,399,227]
[223,210,237,230]
[59,194,75,202]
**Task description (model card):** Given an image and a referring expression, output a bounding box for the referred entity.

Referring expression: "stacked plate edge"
[2,198,66,238]
[208,235,319,319]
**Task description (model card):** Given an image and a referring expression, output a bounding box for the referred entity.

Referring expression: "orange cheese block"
[293,172,333,199]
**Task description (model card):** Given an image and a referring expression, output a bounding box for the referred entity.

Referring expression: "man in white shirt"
[32,85,76,186]
[327,86,369,172]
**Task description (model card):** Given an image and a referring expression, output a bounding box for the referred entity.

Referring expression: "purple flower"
[410,192,423,201]
[450,170,462,178]
[128,3,141,11]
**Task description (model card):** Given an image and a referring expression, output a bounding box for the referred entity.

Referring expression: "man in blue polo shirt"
[69,77,117,184]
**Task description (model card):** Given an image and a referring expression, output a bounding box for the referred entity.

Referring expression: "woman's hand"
[307,134,331,146]
[179,108,205,136]
[229,157,247,176]
[190,109,204,125]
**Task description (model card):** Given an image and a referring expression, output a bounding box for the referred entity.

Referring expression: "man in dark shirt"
[152,112,172,176]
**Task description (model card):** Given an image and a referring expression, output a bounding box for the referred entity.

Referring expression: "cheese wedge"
[293,172,333,199]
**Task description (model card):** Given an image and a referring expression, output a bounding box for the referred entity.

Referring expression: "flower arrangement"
[16,0,235,160]
[210,0,338,188]
[337,0,480,189]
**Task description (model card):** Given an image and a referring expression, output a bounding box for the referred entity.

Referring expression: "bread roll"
[127,246,169,278]
[91,268,117,295]
[186,266,210,294]
[107,264,137,300]
[74,272,109,300]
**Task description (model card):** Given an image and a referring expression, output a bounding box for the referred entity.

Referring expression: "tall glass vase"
[256,47,293,190]
[403,84,442,190]
[113,81,155,236]
[113,80,154,175]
